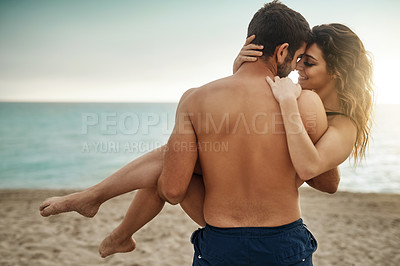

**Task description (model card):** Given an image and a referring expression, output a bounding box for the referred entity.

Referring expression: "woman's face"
[296,43,334,93]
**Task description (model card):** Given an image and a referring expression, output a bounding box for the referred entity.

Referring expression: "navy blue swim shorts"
[190,218,317,266]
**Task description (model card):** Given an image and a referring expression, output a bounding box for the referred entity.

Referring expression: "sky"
[0,0,399,103]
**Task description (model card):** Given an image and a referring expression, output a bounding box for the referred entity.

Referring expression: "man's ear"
[276,43,289,64]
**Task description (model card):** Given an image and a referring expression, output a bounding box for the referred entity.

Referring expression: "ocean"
[0,102,399,194]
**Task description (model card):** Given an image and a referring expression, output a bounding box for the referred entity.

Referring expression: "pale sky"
[0,0,399,103]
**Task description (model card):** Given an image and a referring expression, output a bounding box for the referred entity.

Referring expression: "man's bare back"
[182,61,327,228]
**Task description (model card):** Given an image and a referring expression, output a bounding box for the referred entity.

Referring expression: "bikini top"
[325,111,349,117]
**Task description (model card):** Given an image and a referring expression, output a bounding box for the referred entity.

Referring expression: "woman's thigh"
[180,173,206,227]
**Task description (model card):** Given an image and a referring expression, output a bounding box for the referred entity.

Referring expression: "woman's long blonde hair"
[311,23,374,163]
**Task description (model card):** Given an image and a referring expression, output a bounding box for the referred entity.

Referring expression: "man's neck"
[234,60,277,79]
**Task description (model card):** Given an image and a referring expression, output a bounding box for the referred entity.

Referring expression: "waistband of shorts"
[205,218,304,237]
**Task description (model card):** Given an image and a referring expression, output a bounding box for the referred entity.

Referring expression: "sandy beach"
[0,188,399,266]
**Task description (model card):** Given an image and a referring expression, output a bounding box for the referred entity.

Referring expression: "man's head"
[247,1,311,77]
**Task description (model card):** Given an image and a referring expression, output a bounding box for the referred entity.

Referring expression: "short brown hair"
[247,1,311,60]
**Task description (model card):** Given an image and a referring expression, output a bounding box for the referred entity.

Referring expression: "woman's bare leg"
[98,174,205,258]
[39,146,165,217]
[98,188,164,257]
[179,174,206,227]
[39,141,206,257]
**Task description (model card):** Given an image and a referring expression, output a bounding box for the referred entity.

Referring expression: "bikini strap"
[325,111,348,117]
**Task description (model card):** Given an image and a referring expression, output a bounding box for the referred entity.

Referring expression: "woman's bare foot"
[99,231,136,258]
[39,190,101,218]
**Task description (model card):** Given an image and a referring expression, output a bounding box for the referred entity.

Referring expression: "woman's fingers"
[233,35,264,74]
[240,50,263,57]
[266,76,274,86]
[242,56,258,62]
[243,43,264,51]
[267,76,302,102]
[244,35,256,45]
[296,83,302,92]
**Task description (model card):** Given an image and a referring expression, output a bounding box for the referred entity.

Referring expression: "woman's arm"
[233,35,263,74]
[267,77,357,181]
[232,43,343,193]
[305,168,340,194]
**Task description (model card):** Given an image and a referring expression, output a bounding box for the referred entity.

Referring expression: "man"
[158,1,328,265]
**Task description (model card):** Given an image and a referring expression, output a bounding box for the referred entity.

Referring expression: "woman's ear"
[276,43,289,64]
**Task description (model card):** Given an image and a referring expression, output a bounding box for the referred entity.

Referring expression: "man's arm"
[305,167,340,194]
[158,89,198,205]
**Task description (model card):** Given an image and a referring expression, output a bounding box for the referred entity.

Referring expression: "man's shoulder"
[198,75,235,92]
[180,75,234,104]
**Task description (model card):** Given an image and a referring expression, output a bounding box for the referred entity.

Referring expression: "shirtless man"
[157,2,327,265]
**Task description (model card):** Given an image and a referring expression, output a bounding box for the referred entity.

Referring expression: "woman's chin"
[299,83,313,91]
[298,79,310,90]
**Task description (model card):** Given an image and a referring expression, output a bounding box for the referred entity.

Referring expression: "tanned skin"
[159,43,328,227]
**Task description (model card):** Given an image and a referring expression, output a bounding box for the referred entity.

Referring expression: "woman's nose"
[296,62,303,71]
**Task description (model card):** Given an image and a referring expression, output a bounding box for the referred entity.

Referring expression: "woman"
[39,23,374,258]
